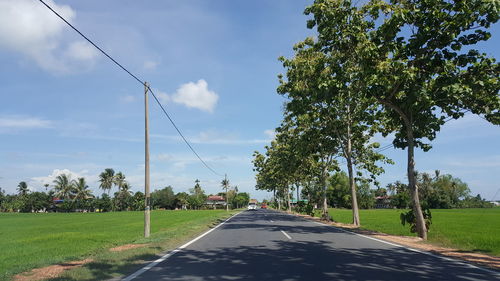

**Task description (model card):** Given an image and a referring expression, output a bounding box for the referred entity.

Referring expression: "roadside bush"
[400,207,432,233]
[294,201,315,217]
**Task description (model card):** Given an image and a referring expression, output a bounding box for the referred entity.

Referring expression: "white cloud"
[264,129,276,140]
[120,95,136,103]
[171,79,218,113]
[143,60,159,70]
[0,0,98,73]
[31,168,94,189]
[64,40,99,61]
[155,89,170,103]
[0,116,52,129]
[155,153,172,161]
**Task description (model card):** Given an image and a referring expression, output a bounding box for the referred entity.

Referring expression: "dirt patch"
[13,259,93,281]
[109,243,149,252]
[291,211,500,270]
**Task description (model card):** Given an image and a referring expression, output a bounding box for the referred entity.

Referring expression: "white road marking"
[269,220,274,222]
[280,230,292,240]
[121,212,242,281]
[310,220,500,276]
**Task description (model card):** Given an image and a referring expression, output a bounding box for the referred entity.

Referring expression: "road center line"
[280,230,292,240]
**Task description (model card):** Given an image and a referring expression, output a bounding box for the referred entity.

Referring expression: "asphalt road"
[126,209,499,281]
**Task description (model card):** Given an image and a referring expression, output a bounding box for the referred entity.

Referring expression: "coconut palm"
[73,177,93,201]
[53,174,74,200]
[72,177,93,211]
[221,178,230,211]
[17,181,29,196]
[120,181,132,194]
[99,168,115,195]
[114,172,126,191]
[115,181,132,211]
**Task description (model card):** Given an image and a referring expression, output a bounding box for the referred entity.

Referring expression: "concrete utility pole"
[144,82,151,238]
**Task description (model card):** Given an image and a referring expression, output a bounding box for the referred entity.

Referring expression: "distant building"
[375,196,391,209]
[206,195,226,209]
[489,201,500,206]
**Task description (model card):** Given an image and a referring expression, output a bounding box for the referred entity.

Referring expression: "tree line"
[253,0,499,239]
[0,169,250,212]
[321,170,493,210]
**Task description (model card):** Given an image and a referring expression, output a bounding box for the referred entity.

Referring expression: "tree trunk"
[287,185,291,212]
[277,187,282,210]
[273,188,276,209]
[346,120,360,226]
[407,127,427,239]
[322,166,330,221]
[296,183,300,202]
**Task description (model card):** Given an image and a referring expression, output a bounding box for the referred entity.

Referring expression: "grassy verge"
[324,208,500,256]
[0,210,238,281]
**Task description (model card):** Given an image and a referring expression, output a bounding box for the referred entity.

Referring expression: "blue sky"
[0,0,499,201]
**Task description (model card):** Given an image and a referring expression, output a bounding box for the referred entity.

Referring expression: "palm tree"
[73,177,93,201]
[120,182,132,194]
[72,177,93,211]
[99,168,115,195]
[53,174,74,200]
[221,177,230,211]
[114,172,126,192]
[17,181,29,196]
[115,181,132,211]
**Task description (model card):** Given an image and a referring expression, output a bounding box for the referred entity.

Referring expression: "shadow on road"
[134,239,495,281]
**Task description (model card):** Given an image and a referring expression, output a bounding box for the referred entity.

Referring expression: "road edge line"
[122,211,242,281]
[311,220,500,276]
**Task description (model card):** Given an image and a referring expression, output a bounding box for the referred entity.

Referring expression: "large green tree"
[305,0,499,239]
[278,38,390,224]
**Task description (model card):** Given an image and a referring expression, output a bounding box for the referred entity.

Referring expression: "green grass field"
[0,210,235,281]
[327,208,500,255]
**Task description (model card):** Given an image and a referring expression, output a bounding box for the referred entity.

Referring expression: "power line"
[37,0,223,177]
[148,86,224,177]
[37,0,143,85]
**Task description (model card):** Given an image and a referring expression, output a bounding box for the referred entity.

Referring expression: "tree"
[114,180,133,211]
[388,181,410,209]
[220,178,230,211]
[304,0,499,239]
[278,32,392,225]
[99,168,115,195]
[233,192,250,209]
[17,181,29,196]
[151,186,176,210]
[131,191,145,211]
[189,180,206,210]
[53,174,74,201]
[24,192,51,212]
[114,172,126,191]
[174,192,189,210]
[72,177,93,211]
[97,193,113,212]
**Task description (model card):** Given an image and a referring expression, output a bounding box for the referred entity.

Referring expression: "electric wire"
[37,0,223,177]
[148,87,224,177]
